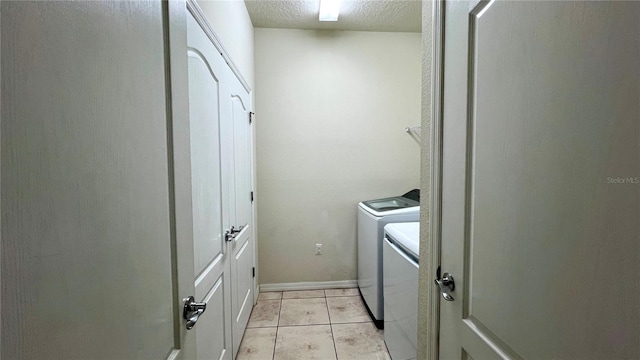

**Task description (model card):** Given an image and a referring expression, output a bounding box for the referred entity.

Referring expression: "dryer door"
[383,236,419,360]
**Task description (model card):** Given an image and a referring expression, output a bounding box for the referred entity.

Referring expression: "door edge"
[418,0,445,359]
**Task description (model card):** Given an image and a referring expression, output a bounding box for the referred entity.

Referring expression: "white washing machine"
[357,190,419,328]
[383,222,419,360]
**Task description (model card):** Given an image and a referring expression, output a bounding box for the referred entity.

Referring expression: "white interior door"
[227,80,255,356]
[438,1,640,359]
[1,1,186,358]
[186,11,234,360]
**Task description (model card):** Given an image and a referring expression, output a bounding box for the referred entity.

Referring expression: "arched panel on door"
[186,11,233,360]
[186,48,223,277]
[228,85,254,357]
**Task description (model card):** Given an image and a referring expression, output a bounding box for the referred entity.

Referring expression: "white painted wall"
[196,0,254,88]
[255,28,421,285]
[2,2,175,357]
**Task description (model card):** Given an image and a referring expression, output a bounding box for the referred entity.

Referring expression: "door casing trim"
[419,0,445,359]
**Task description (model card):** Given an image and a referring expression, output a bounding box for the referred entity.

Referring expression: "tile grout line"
[259,320,369,329]
[272,295,283,360]
[276,295,283,328]
[325,290,340,360]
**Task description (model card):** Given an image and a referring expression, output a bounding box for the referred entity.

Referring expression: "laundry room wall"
[255,28,421,286]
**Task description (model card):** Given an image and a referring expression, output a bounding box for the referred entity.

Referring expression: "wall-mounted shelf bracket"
[405,125,422,142]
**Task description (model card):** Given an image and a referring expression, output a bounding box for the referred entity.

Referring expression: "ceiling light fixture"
[319,0,341,21]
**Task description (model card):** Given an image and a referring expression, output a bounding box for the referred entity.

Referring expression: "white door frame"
[420,0,445,359]
[165,1,197,358]
[1,7,3,360]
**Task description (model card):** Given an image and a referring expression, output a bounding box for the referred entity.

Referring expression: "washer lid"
[384,222,420,258]
[362,196,418,212]
[359,202,420,217]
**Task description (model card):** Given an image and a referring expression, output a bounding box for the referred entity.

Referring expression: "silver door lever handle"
[226,225,246,241]
[186,309,205,330]
[225,227,236,242]
[434,272,455,301]
[183,296,207,330]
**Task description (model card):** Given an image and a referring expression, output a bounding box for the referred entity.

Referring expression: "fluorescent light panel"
[319,0,341,21]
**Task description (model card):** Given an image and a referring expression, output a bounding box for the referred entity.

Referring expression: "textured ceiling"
[245,0,422,33]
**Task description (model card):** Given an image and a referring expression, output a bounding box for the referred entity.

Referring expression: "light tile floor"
[237,288,390,360]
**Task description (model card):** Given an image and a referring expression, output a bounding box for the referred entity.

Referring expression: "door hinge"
[252,267,255,278]
[249,112,254,124]
[251,191,254,202]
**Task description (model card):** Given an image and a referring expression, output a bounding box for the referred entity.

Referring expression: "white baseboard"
[259,280,358,292]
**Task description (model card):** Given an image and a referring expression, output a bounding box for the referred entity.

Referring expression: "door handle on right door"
[434,267,455,301]
[225,225,246,242]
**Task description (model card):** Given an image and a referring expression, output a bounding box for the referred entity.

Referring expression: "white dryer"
[383,222,420,360]
[357,190,419,327]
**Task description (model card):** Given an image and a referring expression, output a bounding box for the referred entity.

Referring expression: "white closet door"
[228,78,255,357]
[184,5,255,358]
[186,12,233,360]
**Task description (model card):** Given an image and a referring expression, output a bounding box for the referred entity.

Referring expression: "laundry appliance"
[383,222,420,360]
[357,190,419,328]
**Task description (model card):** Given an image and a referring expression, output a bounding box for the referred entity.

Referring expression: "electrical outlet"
[315,243,323,255]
